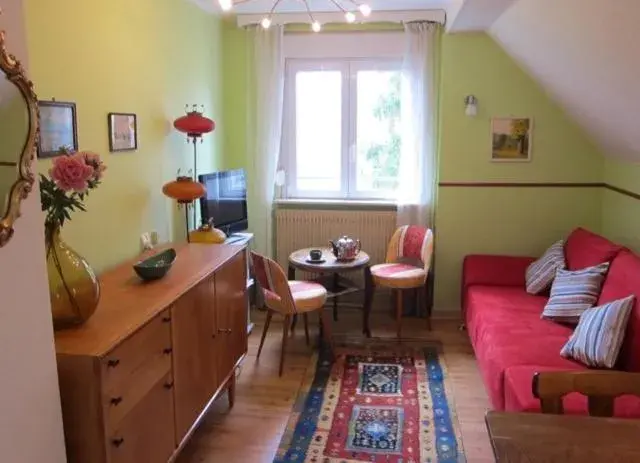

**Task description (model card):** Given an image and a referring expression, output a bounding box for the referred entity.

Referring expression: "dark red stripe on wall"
[438,182,640,201]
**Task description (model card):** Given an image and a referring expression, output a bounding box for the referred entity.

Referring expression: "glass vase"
[46,226,100,330]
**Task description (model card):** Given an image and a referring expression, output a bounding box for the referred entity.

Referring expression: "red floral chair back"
[385,225,434,270]
[251,251,297,314]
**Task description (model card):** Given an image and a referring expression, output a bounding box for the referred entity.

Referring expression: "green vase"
[46,227,100,330]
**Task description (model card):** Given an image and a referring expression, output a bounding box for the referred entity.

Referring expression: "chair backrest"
[251,251,297,314]
[533,371,640,417]
[385,225,434,270]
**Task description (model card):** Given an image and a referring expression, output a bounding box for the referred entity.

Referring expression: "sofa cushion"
[560,296,635,368]
[564,228,623,271]
[598,250,640,372]
[465,286,579,409]
[525,240,566,295]
[504,365,640,418]
[541,263,609,323]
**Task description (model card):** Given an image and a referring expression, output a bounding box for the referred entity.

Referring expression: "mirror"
[0,29,38,247]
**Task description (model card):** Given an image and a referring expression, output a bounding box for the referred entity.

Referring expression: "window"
[282,59,402,200]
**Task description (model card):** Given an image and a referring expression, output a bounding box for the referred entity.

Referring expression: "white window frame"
[282,57,402,200]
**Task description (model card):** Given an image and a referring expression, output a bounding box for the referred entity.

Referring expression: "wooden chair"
[368,225,434,338]
[533,371,640,417]
[251,251,334,376]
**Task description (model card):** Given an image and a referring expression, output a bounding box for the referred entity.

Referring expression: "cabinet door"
[215,252,248,382]
[171,276,217,442]
[107,372,175,463]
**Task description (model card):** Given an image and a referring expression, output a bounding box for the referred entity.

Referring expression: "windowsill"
[274,198,397,210]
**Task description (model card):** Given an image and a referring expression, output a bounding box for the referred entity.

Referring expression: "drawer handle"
[163,347,173,355]
[111,437,124,448]
[107,359,120,368]
[218,328,232,334]
[110,396,123,406]
[163,381,174,390]
[162,316,171,323]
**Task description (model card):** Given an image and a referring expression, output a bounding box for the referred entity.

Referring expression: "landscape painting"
[491,117,532,162]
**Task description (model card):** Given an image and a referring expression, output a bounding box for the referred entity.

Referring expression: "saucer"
[305,258,326,264]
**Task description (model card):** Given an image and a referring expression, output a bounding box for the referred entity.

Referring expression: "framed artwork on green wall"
[37,100,78,158]
[108,112,138,152]
[491,117,532,162]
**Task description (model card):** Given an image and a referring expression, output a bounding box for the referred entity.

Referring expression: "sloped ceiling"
[490,0,640,161]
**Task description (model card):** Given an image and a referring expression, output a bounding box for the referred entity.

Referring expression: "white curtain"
[251,25,285,256]
[396,22,439,228]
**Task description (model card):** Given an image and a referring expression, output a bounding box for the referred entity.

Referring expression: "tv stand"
[223,232,256,334]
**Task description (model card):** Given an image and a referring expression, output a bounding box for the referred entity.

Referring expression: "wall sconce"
[464,95,478,117]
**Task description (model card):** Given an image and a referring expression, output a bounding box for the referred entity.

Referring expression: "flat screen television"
[198,169,248,235]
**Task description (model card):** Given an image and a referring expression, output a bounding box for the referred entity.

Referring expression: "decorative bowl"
[133,248,177,281]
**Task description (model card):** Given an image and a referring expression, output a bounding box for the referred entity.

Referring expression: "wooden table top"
[54,243,244,357]
[288,247,370,273]
[486,411,640,463]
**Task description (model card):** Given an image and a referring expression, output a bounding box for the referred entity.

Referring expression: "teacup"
[309,249,323,261]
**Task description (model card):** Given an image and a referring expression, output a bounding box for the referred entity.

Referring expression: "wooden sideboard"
[54,244,248,463]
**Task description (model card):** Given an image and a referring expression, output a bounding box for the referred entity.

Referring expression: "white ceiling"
[491,0,640,161]
[190,0,514,31]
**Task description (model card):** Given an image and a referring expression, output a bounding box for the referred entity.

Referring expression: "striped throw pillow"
[541,262,609,323]
[560,295,635,368]
[525,240,566,294]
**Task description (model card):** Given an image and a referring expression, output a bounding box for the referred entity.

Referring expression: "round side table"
[288,247,373,337]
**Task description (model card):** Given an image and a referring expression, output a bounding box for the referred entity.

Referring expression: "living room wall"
[24,0,224,272]
[434,33,603,309]
[220,24,604,310]
[601,159,640,251]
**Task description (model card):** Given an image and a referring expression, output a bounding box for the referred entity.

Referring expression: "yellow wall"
[601,158,640,252]
[434,33,604,308]
[25,0,223,272]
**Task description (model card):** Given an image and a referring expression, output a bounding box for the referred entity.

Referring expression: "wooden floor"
[176,308,494,463]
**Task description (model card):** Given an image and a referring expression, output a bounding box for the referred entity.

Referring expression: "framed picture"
[38,100,78,158]
[491,117,532,162]
[108,112,137,152]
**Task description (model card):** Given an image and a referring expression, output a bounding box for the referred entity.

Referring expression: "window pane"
[295,71,342,192]
[355,70,401,194]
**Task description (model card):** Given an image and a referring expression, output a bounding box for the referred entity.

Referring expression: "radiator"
[275,209,397,279]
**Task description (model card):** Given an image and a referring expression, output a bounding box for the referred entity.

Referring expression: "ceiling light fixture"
[219,0,372,32]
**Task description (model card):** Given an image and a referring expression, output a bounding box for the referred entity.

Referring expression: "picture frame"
[108,112,138,152]
[37,100,78,158]
[491,117,532,162]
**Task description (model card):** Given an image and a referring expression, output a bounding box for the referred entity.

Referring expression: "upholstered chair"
[251,251,334,376]
[369,225,434,338]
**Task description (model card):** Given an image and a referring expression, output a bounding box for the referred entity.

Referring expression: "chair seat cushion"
[371,263,426,289]
[263,281,327,313]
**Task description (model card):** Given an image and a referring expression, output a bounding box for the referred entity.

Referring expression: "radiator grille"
[275,209,397,279]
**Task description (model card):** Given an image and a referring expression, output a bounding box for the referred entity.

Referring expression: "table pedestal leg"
[288,265,297,335]
[363,265,373,337]
[332,273,339,322]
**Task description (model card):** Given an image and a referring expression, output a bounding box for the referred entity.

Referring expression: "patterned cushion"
[371,263,427,289]
[560,295,635,368]
[525,240,566,294]
[263,281,327,313]
[541,262,610,323]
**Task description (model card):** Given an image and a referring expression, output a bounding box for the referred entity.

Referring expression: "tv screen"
[198,169,248,234]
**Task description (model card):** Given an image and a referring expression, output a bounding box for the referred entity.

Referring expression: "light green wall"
[601,158,640,252]
[25,0,223,272]
[434,33,603,309]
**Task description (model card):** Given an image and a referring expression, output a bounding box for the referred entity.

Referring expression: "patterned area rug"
[274,338,466,463]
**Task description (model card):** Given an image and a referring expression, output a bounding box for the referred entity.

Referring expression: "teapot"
[329,235,361,261]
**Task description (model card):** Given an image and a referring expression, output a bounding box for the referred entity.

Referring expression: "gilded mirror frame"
[0,29,38,247]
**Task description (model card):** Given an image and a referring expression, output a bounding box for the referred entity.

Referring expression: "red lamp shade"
[173,110,215,138]
[162,176,206,204]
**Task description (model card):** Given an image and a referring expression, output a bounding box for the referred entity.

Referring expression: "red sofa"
[462,228,640,417]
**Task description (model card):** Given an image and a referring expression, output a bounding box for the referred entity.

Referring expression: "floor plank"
[176,308,494,463]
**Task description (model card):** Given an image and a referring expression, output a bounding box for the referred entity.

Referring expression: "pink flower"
[80,151,107,181]
[49,154,94,193]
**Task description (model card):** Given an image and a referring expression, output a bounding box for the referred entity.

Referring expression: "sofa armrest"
[533,371,640,416]
[462,254,535,289]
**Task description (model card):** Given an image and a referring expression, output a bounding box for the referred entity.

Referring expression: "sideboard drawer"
[101,308,172,395]
[107,372,176,463]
